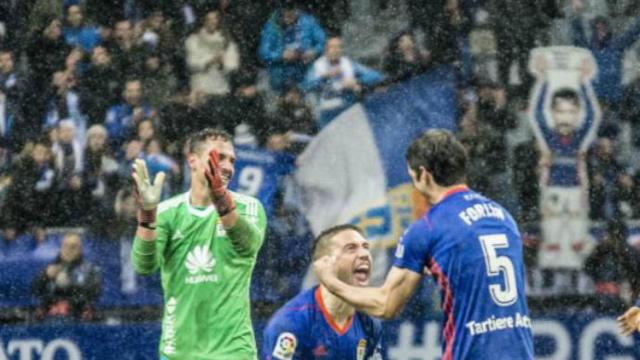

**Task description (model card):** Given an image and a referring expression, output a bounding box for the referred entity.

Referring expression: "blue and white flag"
[295,66,458,281]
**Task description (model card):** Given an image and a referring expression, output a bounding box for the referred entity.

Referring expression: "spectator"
[85,0,126,28]
[140,9,178,58]
[573,3,640,105]
[116,138,143,184]
[216,0,273,71]
[227,70,267,139]
[140,49,176,110]
[0,49,21,155]
[489,0,555,90]
[32,232,101,322]
[584,220,640,314]
[0,137,9,175]
[407,0,472,66]
[111,187,139,293]
[158,88,210,145]
[24,18,71,146]
[106,20,147,83]
[274,84,316,135]
[2,139,57,233]
[302,35,384,128]
[32,231,61,261]
[83,124,119,234]
[144,137,178,195]
[51,120,85,225]
[26,18,70,92]
[104,79,155,152]
[259,1,326,93]
[620,73,640,148]
[383,30,429,81]
[460,81,517,212]
[79,46,120,125]
[269,85,316,153]
[587,136,636,220]
[513,138,541,225]
[44,70,87,144]
[136,118,156,144]
[63,5,101,53]
[138,11,178,110]
[185,10,239,97]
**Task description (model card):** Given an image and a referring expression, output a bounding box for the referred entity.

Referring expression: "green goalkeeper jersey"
[131,190,267,360]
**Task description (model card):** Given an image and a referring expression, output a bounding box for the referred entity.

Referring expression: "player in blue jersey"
[228,145,296,219]
[263,224,384,360]
[315,130,534,359]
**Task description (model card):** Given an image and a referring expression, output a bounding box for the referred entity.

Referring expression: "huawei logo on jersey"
[184,246,218,284]
[185,245,215,274]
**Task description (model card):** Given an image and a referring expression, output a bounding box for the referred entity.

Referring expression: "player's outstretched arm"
[618,306,640,336]
[315,257,422,320]
[131,159,166,275]
[206,149,266,256]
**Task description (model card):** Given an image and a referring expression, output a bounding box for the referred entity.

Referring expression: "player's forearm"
[323,276,392,319]
[224,214,260,256]
[132,233,159,275]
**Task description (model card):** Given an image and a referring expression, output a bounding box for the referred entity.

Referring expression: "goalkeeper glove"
[204,149,235,216]
[131,158,166,228]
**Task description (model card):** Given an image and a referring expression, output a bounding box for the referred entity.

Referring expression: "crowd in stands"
[1,0,640,322]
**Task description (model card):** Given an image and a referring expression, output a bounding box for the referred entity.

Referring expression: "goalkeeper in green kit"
[130,128,267,359]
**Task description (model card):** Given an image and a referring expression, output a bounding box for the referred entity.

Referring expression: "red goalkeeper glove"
[205,149,235,216]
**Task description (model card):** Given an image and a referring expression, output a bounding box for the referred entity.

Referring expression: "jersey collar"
[315,287,353,336]
[425,185,470,221]
[185,191,215,218]
[441,185,469,201]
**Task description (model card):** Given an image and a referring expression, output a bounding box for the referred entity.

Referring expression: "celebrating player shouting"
[315,130,534,359]
[263,225,384,360]
[131,128,267,359]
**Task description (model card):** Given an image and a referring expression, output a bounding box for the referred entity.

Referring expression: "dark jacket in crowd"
[32,255,101,321]
[2,156,56,231]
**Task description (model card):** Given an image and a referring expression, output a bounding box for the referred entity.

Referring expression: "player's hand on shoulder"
[313,255,337,284]
[618,306,640,336]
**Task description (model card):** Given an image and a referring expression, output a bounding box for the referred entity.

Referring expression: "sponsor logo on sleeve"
[273,332,297,360]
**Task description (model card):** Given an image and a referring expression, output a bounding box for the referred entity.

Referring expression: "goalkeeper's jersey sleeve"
[131,191,267,360]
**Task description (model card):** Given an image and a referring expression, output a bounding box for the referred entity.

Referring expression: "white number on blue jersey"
[479,234,518,306]
[237,166,264,196]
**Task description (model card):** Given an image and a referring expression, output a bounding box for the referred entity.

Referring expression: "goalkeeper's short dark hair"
[312,224,365,260]
[186,127,232,155]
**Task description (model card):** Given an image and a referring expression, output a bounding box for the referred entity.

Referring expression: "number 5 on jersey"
[479,234,518,306]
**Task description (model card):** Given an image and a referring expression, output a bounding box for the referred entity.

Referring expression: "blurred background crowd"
[1,0,640,324]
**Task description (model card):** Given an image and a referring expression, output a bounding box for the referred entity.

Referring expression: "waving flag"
[295,65,458,280]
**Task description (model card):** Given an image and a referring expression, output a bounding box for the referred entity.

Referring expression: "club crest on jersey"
[357,339,366,360]
[184,246,218,284]
[273,332,296,360]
